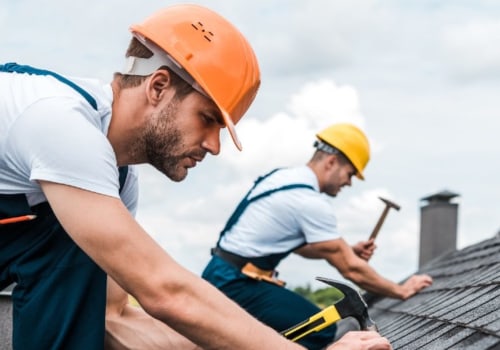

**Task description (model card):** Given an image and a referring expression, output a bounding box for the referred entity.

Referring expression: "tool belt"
[211,247,286,287]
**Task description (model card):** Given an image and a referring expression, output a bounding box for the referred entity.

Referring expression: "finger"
[365,240,375,247]
[359,331,381,339]
[360,333,392,349]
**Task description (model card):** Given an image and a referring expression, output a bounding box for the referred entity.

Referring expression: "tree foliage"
[292,283,344,308]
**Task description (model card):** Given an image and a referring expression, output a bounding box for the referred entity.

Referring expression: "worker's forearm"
[341,261,405,299]
[43,184,303,350]
[141,267,305,350]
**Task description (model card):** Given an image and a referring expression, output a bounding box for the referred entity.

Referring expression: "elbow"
[133,276,192,323]
[337,260,365,285]
[342,269,363,285]
[122,264,198,323]
[136,291,173,321]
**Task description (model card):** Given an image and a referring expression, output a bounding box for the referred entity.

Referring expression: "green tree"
[293,284,344,308]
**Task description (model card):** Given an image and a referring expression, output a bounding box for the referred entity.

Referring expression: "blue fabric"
[0,63,130,349]
[0,194,33,219]
[202,256,337,350]
[0,203,107,349]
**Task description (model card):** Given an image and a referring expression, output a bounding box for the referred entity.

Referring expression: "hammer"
[281,277,377,342]
[368,196,401,241]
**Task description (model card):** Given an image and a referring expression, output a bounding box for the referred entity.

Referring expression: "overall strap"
[0,62,127,221]
[216,168,314,245]
[118,166,129,193]
[0,62,98,110]
[217,168,282,241]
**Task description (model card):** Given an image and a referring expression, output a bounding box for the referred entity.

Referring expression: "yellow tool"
[281,277,377,342]
[281,304,342,342]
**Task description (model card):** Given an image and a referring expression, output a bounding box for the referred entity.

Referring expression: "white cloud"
[220,79,370,174]
[287,80,366,130]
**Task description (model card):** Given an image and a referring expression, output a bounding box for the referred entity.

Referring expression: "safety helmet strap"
[122,34,208,98]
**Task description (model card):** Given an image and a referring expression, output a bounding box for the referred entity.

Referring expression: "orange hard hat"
[130,4,261,150]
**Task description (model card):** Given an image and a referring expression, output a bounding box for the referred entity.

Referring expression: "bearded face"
[126,88,223,182]
[140,102,187,181]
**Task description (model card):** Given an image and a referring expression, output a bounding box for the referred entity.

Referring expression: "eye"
[201,113,216,125]
[201,110,225,128]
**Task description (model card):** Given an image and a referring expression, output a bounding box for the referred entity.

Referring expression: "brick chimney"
[419,190,459,268]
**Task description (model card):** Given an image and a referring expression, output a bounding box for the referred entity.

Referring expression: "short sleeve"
[7,97,120,197]
[294,191,340,243]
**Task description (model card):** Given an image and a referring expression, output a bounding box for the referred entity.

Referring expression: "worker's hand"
[400,274,433,300]
[352,239,377,261]
[326,331,392,350]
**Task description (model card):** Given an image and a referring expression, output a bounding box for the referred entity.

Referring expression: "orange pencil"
[0,214,37,225]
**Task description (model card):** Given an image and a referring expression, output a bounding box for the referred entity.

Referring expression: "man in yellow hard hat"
[202,123,433,349]
[0,4,394,350]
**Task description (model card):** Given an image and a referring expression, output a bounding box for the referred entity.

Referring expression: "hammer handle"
[281,305,341,342]
[369,207,389,240]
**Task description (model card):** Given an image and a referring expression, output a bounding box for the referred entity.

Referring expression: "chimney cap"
[421,189,460,204]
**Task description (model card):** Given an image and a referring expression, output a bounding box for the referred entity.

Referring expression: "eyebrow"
[202,97,225,126]
[211,108,225,126]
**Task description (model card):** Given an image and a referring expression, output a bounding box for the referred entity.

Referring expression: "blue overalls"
[0,63,127,350]
[202,168,337,350]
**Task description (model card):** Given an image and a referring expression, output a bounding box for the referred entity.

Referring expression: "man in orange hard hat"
[0,4,392,350]
[202,123,433,349]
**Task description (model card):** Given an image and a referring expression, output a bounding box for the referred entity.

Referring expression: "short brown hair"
[114,37,193,99]
[310,148,351,167]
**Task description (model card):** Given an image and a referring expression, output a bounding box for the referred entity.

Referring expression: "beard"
[141,102,192,182]
[323,182,340,197]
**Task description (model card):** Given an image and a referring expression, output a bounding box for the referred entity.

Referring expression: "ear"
[145,70,172,106]
[325,154,337,170]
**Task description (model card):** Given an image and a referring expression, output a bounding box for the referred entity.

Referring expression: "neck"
[107,80,147,166]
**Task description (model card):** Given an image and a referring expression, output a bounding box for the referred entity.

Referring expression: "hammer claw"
[280,277,378,342]
[369,196,401,240]
[315,277,377,331]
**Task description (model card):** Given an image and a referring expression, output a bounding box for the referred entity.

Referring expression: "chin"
[168,171,188,182]
[327,189,339,197]
[159,166,188,182]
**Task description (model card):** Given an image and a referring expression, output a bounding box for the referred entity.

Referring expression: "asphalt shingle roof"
[367,234,500,350]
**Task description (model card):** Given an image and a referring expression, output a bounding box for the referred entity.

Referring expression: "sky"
[2,0,499,289]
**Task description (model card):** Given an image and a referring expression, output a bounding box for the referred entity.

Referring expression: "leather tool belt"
[211,246,286,287]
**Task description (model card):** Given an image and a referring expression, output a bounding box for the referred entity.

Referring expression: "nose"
[202,128,221,155]
[345,177,352,187]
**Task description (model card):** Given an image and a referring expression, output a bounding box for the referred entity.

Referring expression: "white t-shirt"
[0,71,138,214]
[219,166,340,257]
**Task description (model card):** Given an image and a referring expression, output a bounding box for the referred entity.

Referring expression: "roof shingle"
[368,235,500,350]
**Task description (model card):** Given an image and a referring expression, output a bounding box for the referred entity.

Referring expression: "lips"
[185,157,197,168]
[187,155,204,168]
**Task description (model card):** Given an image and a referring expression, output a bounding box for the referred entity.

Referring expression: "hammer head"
[379,196,401,211]
[316,277,377,331]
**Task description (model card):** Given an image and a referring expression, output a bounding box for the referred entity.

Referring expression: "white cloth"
[219,166,340,257]
[0,71,138,214]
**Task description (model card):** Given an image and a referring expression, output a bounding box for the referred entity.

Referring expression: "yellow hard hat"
[129,4,261,151]
[316,123,370,180]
